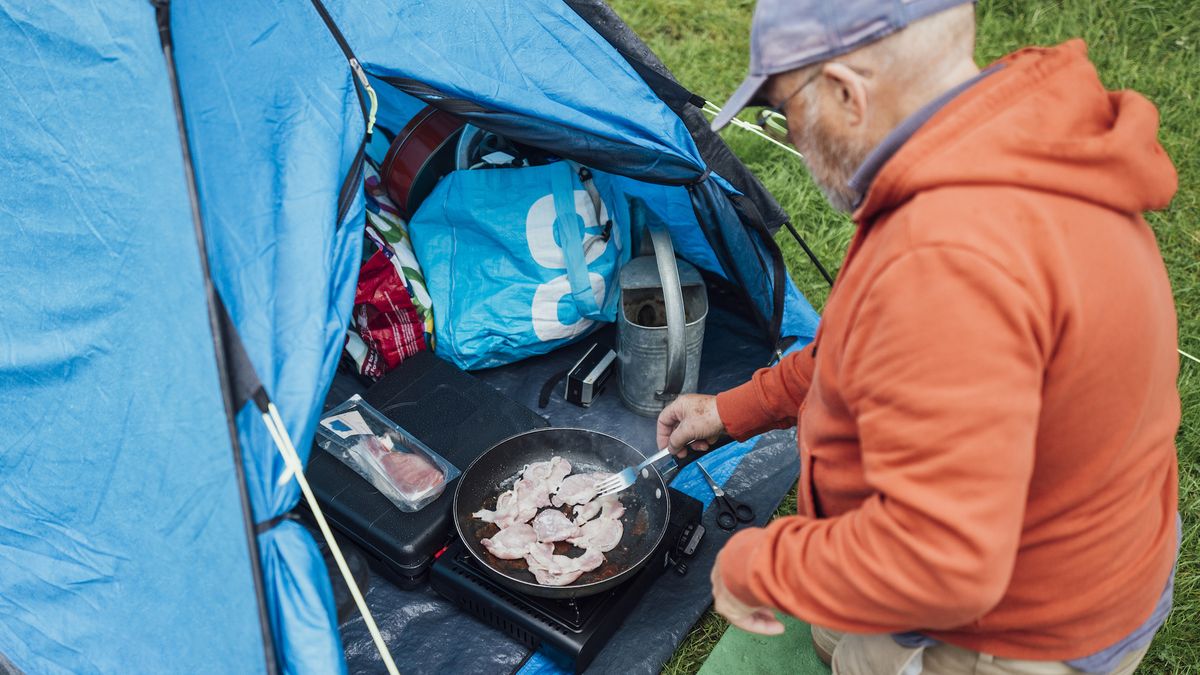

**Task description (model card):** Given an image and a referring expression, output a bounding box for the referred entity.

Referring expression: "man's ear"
[820,62,868,127]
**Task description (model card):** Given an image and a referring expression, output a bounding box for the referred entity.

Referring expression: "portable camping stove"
[430,489,705,673]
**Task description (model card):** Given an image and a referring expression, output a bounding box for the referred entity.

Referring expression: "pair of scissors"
[696,462,754,531]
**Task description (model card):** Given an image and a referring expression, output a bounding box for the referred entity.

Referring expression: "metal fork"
[593,447,674,497]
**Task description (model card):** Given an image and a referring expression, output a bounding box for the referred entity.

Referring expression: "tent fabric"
[690,180,785,339]
[169,1,366,672]
[0,2,268,673]
[608,176,726,274]
[324,0,710,185]
[782,277,822,345]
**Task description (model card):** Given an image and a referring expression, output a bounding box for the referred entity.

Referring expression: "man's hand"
[656,394,724,457]
[711,558,785,636]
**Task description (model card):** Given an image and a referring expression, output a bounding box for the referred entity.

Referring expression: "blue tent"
[0,1,820,672]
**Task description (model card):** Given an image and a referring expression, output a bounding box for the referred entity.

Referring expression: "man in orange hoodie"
[657,2,1181,673]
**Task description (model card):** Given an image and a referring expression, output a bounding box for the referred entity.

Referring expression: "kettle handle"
[635,202,687,401]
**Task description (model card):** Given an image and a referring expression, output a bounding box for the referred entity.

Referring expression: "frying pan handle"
[658,456,682,480]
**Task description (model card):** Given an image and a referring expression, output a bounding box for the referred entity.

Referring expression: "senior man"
[657,1,1181,673]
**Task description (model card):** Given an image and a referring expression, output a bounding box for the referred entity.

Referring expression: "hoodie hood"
[857,40,1178,223]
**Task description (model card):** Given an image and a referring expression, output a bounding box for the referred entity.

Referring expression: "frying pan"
[453,427,670,599]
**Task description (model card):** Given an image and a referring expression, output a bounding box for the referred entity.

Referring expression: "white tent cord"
[260,403,401,675]
[1181,348,1199,365]
[700,101,804,159]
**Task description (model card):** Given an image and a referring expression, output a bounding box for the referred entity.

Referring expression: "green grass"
[604,1,1200,672]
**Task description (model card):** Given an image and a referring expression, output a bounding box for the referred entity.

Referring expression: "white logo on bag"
[531,274,607,341]
[525,190,610,341]
[526,191,610,268]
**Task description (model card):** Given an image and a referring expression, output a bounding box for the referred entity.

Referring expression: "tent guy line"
[702,101,804,159]
[260,401,401,675]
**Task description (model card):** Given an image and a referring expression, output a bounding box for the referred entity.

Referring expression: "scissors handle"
[715,495,755,530]
[731,500,754,523]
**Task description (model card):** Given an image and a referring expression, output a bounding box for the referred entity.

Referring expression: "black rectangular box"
[565,344,616,407]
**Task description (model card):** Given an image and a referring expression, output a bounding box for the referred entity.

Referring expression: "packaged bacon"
[316,395,460,512]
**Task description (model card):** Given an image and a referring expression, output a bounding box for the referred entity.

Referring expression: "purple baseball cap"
[711,0,974,131]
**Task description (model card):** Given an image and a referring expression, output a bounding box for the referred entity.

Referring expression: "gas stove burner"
[430,488,704,673]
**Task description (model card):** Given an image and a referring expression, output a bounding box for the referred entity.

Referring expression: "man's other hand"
[711,558,785,636]
[656,394,724,457]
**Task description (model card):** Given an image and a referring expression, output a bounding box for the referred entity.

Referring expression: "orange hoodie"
[714,41,1180,660]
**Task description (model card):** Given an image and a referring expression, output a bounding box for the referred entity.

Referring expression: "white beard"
[796,89,872,214]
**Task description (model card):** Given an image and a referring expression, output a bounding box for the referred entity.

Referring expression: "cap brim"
[710,74,769,132]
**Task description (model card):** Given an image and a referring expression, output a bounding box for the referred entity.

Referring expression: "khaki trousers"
[810,626,1150,675]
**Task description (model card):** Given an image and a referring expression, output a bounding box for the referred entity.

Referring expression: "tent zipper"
[730,194,786,353]
[749,217,787,358]
[307,0,374,129]
[308,0,376,224]
[336,139,367,224]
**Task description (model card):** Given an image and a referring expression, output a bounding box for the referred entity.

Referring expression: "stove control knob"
[677,523,705,557]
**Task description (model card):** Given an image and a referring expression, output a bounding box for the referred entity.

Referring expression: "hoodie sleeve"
[714,342,816,441]
[718,245,1048,632]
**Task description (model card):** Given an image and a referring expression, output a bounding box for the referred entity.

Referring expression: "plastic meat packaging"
[317,395,460,512]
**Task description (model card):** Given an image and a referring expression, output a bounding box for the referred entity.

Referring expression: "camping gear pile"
[0,1,823,674]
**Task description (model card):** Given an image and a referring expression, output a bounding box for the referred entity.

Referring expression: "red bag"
[349,250,425,378]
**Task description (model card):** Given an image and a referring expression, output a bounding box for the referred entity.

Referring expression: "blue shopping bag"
[408,161,632,370]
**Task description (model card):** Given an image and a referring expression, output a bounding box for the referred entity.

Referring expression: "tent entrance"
[307,80,779,606]
[340,76,779,431]
[343,72,782,384]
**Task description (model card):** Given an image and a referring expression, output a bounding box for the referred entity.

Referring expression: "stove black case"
[305,351,549,587]
[430,489,704,674]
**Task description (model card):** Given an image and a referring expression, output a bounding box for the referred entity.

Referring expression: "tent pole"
[783,221,836,287]
[150,2,280,673]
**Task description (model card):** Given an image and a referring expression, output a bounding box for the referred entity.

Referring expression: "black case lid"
[306,351,548,576]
